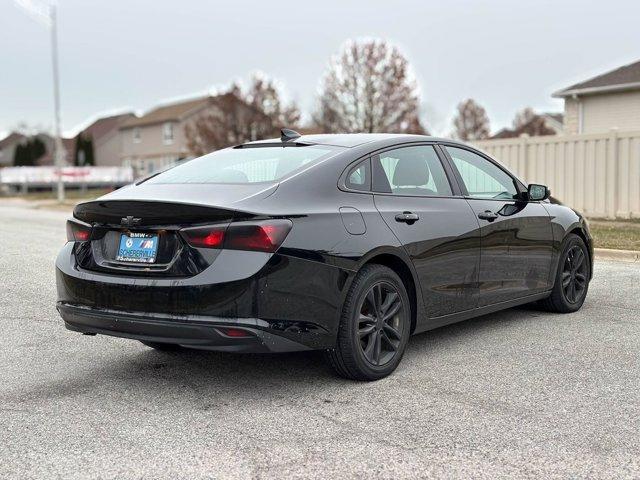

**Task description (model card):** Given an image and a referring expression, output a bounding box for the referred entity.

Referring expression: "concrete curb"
[594,248,640,262]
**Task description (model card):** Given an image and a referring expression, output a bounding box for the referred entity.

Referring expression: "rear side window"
[145,145,338,184]
[373,146,452,196]
[346,159,371,191]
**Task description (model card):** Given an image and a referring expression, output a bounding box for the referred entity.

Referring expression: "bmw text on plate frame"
[56,130,594,381]
[116,232,158,263]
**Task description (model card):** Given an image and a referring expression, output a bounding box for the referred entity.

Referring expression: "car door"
[372,144,481,318]
[442,145,554,307]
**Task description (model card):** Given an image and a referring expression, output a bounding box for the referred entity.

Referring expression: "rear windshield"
[145,145,339,184]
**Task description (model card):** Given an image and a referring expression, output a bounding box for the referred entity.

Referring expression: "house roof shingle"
[489,112,563,139]
[121,96,212,129]
[554,60,640,97]
[80,113,134,141]
[0,132,26,149]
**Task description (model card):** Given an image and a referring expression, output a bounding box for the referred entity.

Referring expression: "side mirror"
[528,184,550,201]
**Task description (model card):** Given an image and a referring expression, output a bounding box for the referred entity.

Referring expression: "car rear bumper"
[58,303,313,353]
[55,242,350,351]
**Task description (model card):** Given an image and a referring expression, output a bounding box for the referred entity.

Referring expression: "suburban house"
[119,92,272,177]
[74,112,135,166]
[554,59,640,134]
[119,95,209,176]
[491,113,563,139]
[0,132,64,167]
[0,132,26,167]
[118,97,200,176]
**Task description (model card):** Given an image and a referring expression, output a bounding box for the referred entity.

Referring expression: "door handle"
[477,210,499,222]
[395,212,419,224]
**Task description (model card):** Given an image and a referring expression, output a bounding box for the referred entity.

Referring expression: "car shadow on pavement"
[132,306,539,375]
[9,305,550,406]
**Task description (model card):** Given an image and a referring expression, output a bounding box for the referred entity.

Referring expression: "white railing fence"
[0,166,134,188]
[472,129,640,219]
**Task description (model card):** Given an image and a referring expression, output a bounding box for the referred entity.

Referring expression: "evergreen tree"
[13,137,47,166]
[74,133,95,166]
[31,137,46,162]
[85,136,95,165]
[13,143,25,166]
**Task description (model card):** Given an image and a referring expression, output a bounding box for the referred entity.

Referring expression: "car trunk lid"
[71,182,277,277]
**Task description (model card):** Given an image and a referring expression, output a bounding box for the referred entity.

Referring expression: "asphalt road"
[1,204,639,479]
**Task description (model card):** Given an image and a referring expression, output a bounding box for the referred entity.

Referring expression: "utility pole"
[50,3,65,202]
[14,0,65,202]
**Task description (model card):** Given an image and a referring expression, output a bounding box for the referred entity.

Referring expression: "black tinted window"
[373,146,452,196]
[446,147,518,199]
[346,160,370,191]
[145,145,338,184]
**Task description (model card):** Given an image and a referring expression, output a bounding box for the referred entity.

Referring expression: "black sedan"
[56,131,593,380]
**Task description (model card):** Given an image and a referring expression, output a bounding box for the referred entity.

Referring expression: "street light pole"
[14,0,66,202]
[50,3,65,202]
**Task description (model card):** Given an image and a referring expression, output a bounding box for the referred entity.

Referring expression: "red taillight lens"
[66,219,92,242]
[180,225,226,248]
[180,220,291,252]
[225,220,292,253]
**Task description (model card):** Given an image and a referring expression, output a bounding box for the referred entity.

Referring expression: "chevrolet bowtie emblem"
[121,216,142,226]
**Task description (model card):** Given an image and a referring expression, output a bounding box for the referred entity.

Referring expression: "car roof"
[244,133,453,148]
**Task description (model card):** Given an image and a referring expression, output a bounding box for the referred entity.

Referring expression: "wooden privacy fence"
[472,129,640,219]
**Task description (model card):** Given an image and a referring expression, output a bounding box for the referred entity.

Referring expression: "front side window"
[373,145,452,196]
[133,128,141,143]
[145,145,339,184]
[163,122,174,145]
[445,147,518,200]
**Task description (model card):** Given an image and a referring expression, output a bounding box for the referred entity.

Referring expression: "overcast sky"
[2,0,639,137]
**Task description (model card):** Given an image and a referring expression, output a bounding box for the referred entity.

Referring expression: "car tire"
[539,233,590,313]
[325,264,411,381]
[140,341,183,351]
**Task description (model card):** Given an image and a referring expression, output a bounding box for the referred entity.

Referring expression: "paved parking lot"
[0,204,639,479]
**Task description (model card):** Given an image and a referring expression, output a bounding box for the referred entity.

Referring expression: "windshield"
[144,145,339,184]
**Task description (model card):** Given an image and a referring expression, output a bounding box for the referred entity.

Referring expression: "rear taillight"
[66,219,92,242]
[224,221,292,253]
[179,225,226,249]
[180,220,292,253]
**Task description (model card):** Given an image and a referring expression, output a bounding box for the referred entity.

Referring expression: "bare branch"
[452,99,490,141]
[314,39,426,134]
[184,75,301,156]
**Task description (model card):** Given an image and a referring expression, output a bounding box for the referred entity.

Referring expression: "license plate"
[116,233,158,263]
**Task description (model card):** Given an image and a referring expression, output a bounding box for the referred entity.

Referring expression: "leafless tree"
[314,39,426,134]
[513,107,536,130]
[185,75,301,156]
[493,108,557,139]
[184,90,260,156]
[452,99,490,141]
[246,74,301,129]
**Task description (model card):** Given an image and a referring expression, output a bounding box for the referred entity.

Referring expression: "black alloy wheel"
[562,245,588,304]
[325,264,411,381]
[539,233,590,313]
[357,282,404,366]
